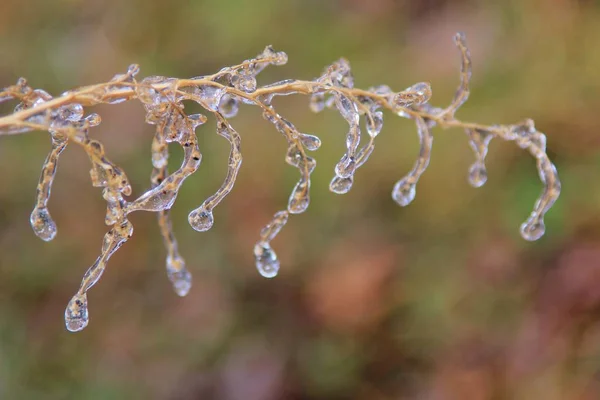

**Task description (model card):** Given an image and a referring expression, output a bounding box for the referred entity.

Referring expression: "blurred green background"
[1,0,600,399]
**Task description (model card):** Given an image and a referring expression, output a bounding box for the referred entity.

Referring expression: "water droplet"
[392,179,416,206]
[65,293,89,332]
[254,242,280,278]
[30,207,57,241]
[468,163,487,188]
[188,207,214,232]
[329,175,354,194]
[299,134,321,151]
[520,218,545,241]
[166,255,192,297]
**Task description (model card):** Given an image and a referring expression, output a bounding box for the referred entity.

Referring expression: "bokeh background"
[1,0,600,399]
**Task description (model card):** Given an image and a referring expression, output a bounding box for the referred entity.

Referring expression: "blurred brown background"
[1,0,600,399]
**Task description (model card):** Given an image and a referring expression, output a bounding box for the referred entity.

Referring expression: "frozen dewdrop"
[193,85,225,112]
[288,183,310,214]
[65,293,89,332]
[393,82,432,108]
[299,134,321,151]
[520,217,546,241]
[334,155,356,179]
[254,242,280,278]
[218,94,239,118]
[272,50,288,66]
[329,175,354,194]
[468,162,488,188]
[166,255,192,297]
[85,113,102,126]
[127,64,140,76]
[335,94,359,124]
[188,206,214,232]
[366,111,383,138]
[58,103,84,122]
[30,206,57,241]
[392,179,416,207]
[238,76,257,93]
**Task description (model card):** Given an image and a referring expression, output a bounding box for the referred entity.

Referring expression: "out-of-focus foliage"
[0,0,599,399]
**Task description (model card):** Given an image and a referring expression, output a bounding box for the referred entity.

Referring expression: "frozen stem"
[0,33,561,331]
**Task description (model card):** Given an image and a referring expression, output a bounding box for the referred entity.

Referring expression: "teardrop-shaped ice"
[30,207,57,241]
[65,293,89,332]
[468,163,488,188]
[329,175,354,194]
[299,134,321,151]
[188,207,214,232]
[254,242,280,278]
[520,217,545,241]
[392,178,416,207]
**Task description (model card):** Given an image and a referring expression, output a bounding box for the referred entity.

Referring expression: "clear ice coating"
[393,82,432,108]
[466,128,492,188]
[334,155,356,179]
[391,116,433,207]
[30,133,67,241]
[254,242,280,278]
[190,85,225,111]
[288,181,310,214]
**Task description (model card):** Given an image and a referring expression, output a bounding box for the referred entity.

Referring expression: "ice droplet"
[392,179,416,206]
[520,217,545,241]
[329,175,354,194]
[30,207,57,241]
[366,111,383,138]
[334,155,356,179]
[254,242,280,278]
[288,182,310,214]
[299,134,321,151]
[468,163,488,188]
[57,103,84,122]
[193,85,225,111]
[65,293,89,332]
[188,207,214,232]
[218,94,239,118]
